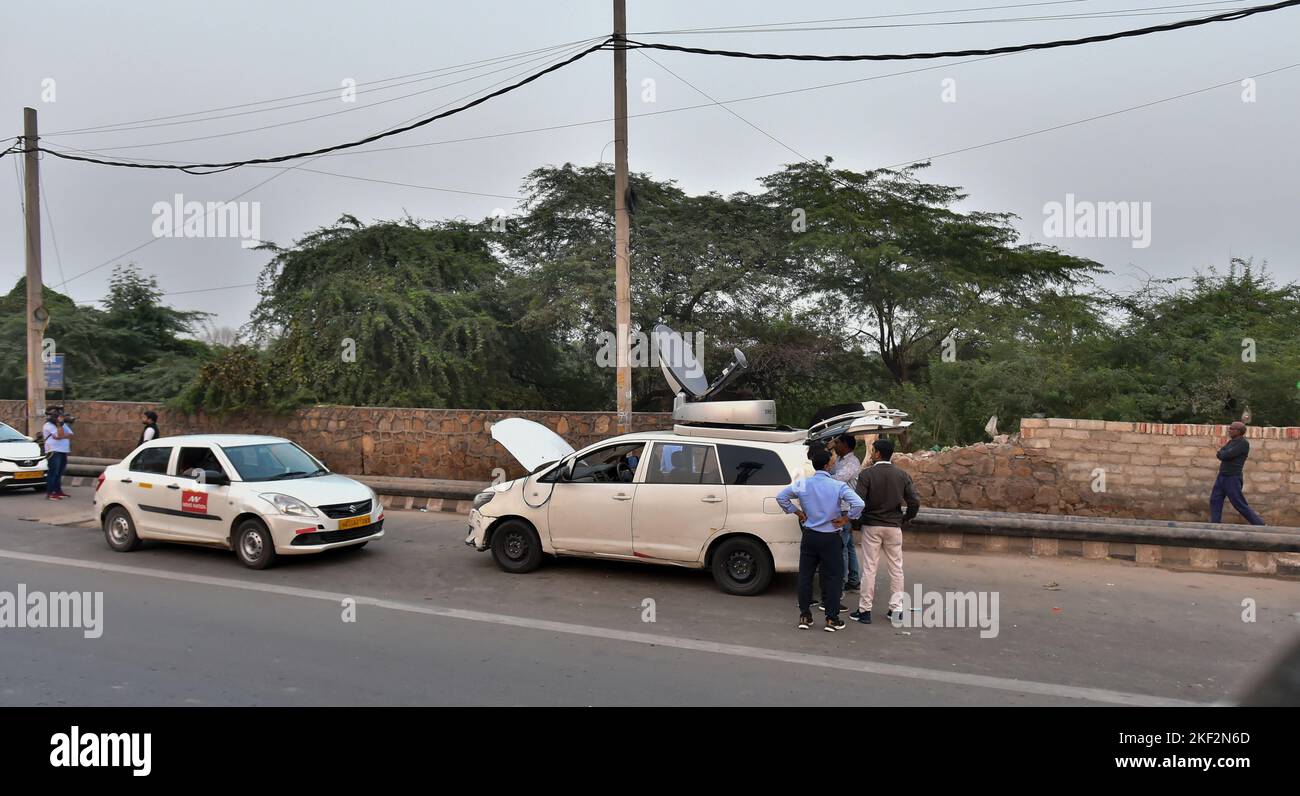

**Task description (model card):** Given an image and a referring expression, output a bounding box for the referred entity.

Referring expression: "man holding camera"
[42,408,74,500]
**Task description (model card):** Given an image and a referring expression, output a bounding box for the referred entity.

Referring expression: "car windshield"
[0,423,28,443]
[220,442,329,482]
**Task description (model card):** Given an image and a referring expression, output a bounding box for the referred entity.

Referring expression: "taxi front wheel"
[234,519,278,570]
[103,506,141,552]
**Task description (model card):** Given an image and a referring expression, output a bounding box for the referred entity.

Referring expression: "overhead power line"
[623,1,1300,61]
[44,36,605,136]
[35,54,1012,168]
[634,1,1251,34]
[50,41,595,296]
[16,1,1298,176]
[885,60,1300,168]
[55,40,609,152]
[25,40,613,174]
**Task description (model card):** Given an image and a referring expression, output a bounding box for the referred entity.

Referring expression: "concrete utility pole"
[613,0,632,434]
[22,107,46,439]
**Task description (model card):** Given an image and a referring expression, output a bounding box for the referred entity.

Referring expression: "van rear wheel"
[711,537,774,596]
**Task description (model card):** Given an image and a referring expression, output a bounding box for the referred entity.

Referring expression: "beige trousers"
[858,525,904,612]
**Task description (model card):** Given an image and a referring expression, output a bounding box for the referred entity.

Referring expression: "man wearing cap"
[1210,421,1266,526]
[851,438,920,625]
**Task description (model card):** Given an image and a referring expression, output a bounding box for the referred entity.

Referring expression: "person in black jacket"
[849,438,920,625]
[139,411,160,445]
[1210,421,1265,526]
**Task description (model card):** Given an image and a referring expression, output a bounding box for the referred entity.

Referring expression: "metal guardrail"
[911,508,1300,552]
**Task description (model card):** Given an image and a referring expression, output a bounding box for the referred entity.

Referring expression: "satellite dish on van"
[654,323,773,426]
[653,324,709,400]
[653,323,749,403]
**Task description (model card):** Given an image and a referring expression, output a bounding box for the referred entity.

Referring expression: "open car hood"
[489,418,576,473]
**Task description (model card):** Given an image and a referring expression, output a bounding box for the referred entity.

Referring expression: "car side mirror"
[205,470,230,486]
[563,459,576,481]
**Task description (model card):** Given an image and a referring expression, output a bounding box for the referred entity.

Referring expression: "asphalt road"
[1,485,1297,706]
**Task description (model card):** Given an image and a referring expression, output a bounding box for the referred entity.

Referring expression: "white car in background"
[93,434,383,568]
[0,422,47,492]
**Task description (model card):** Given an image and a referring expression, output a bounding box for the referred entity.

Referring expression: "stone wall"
[0,400,671,482]
[6,401,1296,527]
[894,419,1300,528]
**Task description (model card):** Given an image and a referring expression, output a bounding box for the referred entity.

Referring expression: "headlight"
[259,493,319,518]
[472,490,495,511]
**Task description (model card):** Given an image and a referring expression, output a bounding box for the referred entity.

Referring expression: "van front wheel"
[711,537,774,596]
[491,520,543,573]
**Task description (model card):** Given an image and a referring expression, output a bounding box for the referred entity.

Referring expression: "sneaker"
[797,613,813,630]
[885,609,904,622]
[849,609,872,624]
[843,581,861,591]
[824,617,846,632]
[815,602,849,614]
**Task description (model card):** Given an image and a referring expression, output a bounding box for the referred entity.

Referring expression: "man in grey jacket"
[850,438,920,624]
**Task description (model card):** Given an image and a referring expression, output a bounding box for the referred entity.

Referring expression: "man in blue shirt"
[777,448,865,632]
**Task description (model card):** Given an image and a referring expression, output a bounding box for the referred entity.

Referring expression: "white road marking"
[0,548,1204,706]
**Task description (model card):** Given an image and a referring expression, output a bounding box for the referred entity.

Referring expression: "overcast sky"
[2,0,1297,332]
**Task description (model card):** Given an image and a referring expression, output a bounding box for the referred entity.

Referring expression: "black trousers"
[797,527,844,619]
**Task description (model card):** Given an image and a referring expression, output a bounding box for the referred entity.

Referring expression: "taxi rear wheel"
[491,519,543,573]
[234,519,277,570]
[103,506,141,552]
[711,537,774,596]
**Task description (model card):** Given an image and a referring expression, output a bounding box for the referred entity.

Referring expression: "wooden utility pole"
[613,0,632,434]
[22,107,46,439]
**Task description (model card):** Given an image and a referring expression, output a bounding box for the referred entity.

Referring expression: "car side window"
[176,447,226,479]
[551,443,644,484]
[716,444,791,486]
[646,442,722,485]
[129,447,173,475]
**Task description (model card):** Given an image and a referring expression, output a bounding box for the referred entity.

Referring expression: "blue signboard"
[44,354,64,390]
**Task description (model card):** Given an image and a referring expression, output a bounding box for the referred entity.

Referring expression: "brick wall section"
[893,438,1095,517]
[0,400,671,482]
[893,418,1299,528]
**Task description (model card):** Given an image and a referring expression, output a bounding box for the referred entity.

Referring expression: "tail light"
[95,472,105,492]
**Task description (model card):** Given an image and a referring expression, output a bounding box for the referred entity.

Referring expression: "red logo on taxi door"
[181,491,208,514]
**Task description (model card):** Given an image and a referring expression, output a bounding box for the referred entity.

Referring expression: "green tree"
[760,159,1102,384]
[232,215,538,409]
[0,267,209,402]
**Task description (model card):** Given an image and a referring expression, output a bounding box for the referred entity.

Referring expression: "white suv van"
[466,326,909,595]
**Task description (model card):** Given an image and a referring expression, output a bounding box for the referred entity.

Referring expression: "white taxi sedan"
[93,434,383,568]
[0,422,47,491]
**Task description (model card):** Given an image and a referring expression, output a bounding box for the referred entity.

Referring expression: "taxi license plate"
[338,515,370,530]
[14,471,41,480]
